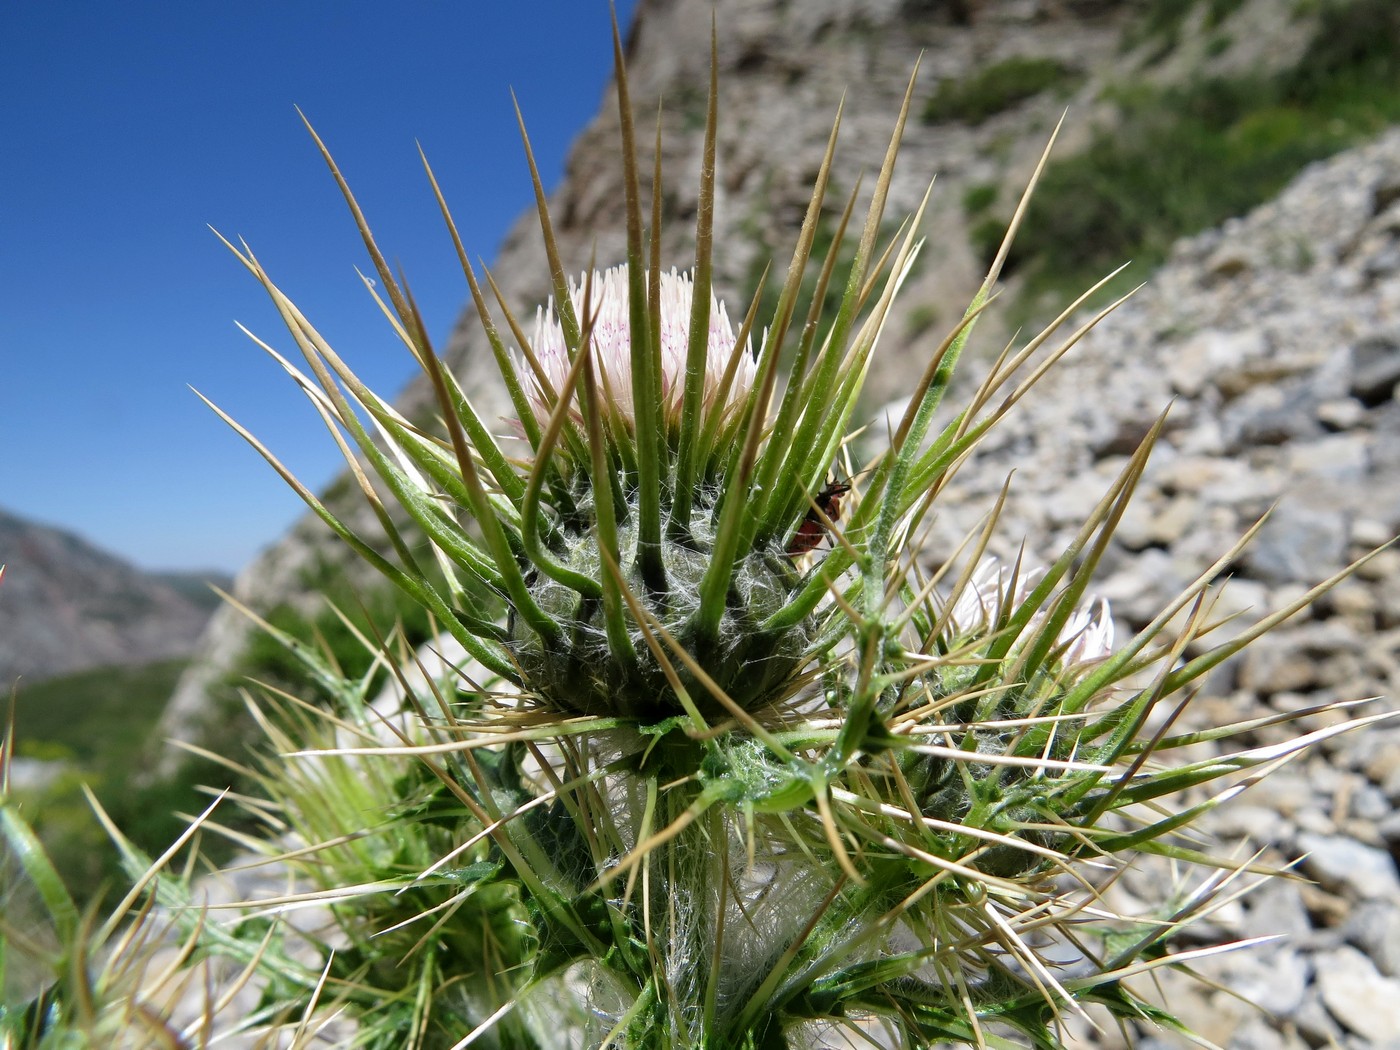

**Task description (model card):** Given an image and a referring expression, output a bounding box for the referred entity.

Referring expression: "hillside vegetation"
[960,0,1400,309]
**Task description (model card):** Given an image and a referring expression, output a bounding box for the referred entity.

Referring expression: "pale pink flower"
[520,265,754,431]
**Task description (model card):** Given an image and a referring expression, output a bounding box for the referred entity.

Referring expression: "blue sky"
[1,2,637,574]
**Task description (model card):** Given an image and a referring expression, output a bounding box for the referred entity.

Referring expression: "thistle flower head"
[503,260,812,722]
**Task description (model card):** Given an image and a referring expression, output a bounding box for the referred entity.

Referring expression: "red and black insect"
[786,478,851,557]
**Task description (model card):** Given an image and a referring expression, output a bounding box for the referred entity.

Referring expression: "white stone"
[1345,899,1400,977]
[1227,946,1310,1018]
[1317,945,1400,1043]
[1317,397,1366,429]
[1169,328,1267,397]
[1285,434,1371,485]
[1298,833,1400,902]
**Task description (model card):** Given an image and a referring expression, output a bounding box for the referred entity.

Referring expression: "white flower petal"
[516,264,752,432]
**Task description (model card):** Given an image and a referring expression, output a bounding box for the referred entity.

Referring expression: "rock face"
[0,507,224,682]
[921,126,1400,665]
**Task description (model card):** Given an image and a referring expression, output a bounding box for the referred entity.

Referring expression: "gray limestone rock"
[1244,499,1351,586]
[1297,833,1400,903]
[1316,945,1400,1044]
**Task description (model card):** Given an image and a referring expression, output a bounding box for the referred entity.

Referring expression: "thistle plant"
[7,16,1393,1050]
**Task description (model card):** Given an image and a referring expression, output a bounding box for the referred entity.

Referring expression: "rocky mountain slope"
[159,0,1382,755]
[0,507,225,682]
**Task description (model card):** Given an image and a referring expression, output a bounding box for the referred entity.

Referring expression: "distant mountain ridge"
[0,506,229,683]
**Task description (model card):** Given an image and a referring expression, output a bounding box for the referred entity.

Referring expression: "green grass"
[4,569,437,904]
[223,568,442,708]
[995,0,1400,313]
[1121,0,1249,60]
[961,182,999,215]
[922,56,1083,125]
[9,658,203,900]
[13,659,187,768]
